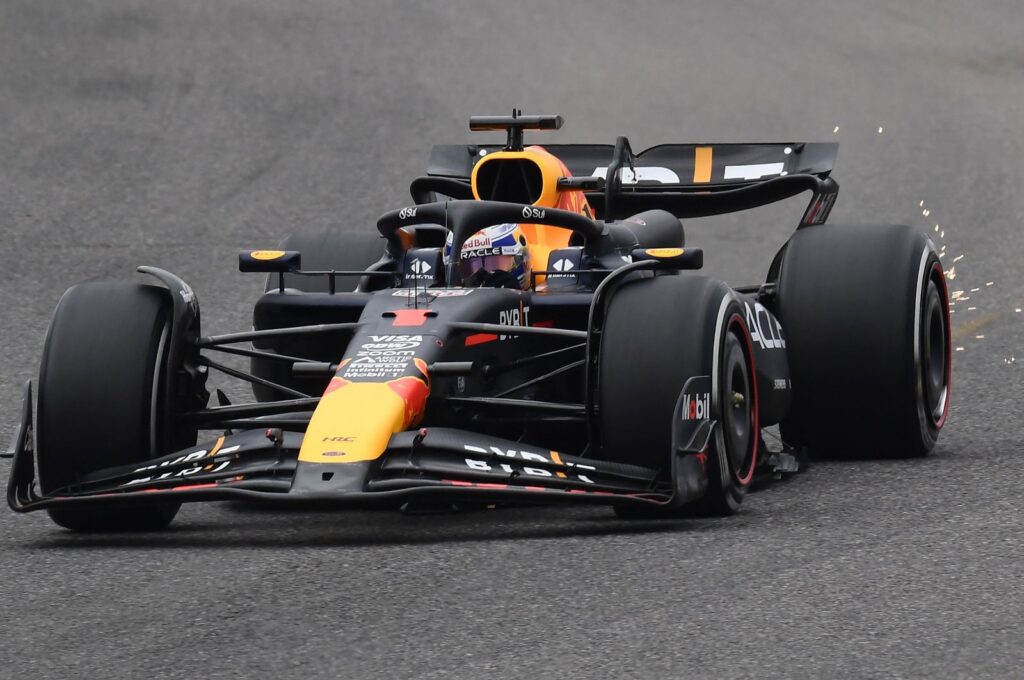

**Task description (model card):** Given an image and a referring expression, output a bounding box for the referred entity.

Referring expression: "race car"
[6,113,952,531]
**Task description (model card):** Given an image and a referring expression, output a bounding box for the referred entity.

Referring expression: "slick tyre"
[252,231,386,400]
[37,282,192,531]
[776,224,951,457]
[599,274,759,517]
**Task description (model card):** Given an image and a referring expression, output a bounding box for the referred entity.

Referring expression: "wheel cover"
[720,318,757,485]
[920,274,950,425]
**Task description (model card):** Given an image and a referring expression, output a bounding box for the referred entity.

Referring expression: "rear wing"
[426,139,839,226]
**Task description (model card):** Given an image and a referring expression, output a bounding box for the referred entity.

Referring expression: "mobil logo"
[682,392,710,421]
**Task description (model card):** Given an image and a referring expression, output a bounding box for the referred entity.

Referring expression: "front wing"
[7,384,714,514]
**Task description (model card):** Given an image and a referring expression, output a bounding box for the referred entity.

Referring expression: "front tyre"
[37,282,196,531]
[598,275,758,517]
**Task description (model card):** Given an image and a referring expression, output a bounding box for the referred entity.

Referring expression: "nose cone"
[297,360,431,465]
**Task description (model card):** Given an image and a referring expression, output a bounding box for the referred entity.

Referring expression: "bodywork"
[8,115,831,516]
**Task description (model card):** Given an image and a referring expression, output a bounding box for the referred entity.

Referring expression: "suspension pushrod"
[494,359,586,398]
[183,397,320,425]
[449,322,587,339]
[199,357,308,399]
[196,322,361,347]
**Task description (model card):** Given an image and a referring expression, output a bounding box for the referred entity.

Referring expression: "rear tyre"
[37,282,195,531]
[776,224,951,457]
[251,231,386,400]
[599,275,758,517]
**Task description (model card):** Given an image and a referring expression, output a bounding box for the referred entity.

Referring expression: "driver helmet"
[444,223,531,289]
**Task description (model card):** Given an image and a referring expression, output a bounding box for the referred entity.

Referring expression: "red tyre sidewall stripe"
[931,261,952,428]
[727,312,758,487]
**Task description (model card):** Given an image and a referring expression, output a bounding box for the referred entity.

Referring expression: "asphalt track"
[1,1,1022,677]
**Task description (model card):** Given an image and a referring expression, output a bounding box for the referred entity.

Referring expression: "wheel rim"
[721,323,756,484]
[920,276,949,425]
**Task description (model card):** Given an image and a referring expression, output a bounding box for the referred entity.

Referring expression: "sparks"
[878,127,884,134]
[833,125,840,133]
[953,254,965,263]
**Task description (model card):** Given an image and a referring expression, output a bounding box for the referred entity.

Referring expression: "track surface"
[2,2,1022,677]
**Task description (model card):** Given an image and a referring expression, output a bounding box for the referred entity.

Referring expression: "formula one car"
[6,113,952,531]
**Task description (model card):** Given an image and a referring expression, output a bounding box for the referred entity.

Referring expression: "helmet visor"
[458,254,520,279]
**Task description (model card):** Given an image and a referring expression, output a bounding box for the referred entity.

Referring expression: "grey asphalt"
[1,1,1022,678]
